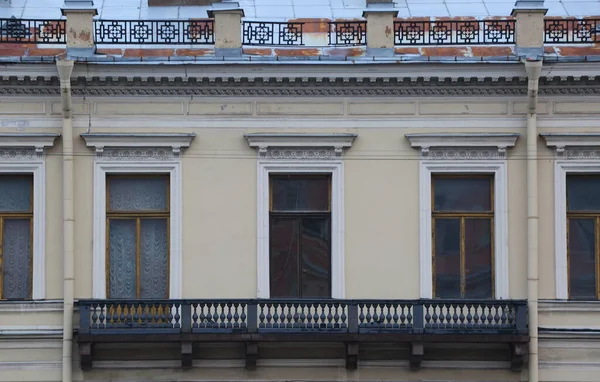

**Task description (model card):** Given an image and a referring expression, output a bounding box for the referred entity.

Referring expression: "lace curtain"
[2,219,31,299]
[108,176,169,299]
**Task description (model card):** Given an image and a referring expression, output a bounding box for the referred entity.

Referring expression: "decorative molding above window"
[0,133,60,158]
[541,133,600,158]
[406,133,519,158]
[80,133,196,157]
[245,133,357,159]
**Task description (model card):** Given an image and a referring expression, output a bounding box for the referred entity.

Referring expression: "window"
[269,175,331,298]
[432,175,494,299]
[0,175,33,300]
[106,175,170,299]
[567,175,600,300]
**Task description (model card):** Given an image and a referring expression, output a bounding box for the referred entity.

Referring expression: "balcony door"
[269,175,331,298]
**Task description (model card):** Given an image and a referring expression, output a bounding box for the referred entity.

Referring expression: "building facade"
[0,0,599,381]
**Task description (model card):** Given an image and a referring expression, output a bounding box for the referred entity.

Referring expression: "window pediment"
[541,133,600,159]
[0,133,60,157]
[406,133,519,158]
[80,133,196,156]
[245,133,357,159]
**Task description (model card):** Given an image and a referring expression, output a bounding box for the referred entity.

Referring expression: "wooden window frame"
[566,174,600,300]
[0,174,34,300]
[269,174,332,298]
[431,174,495,299]
[105,174,171,299]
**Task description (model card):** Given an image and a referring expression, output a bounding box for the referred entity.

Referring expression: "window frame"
[419,161,509,299]
[431,174,495,299]
[257,163,345,299]
[0,174,34,300]
[554,162,600,300]
[93,162,182,299]
[105,174,171,299]
[268,174,332,298]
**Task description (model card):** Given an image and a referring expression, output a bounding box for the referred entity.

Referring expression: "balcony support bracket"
[409,342,424,370]
[346,342,359,370]
[79,342,93,371]
[245,342,258,370]
[510,343,527,372]
[181,341,193,369]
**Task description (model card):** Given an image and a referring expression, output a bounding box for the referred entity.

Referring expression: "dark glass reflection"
[568,218,597,299]
[434,177,492,212]
[270,218,299,298]
[271,176,330,212]
[301,218,331,298]
[464,218,493,298]
[567,176,600,212]
[435,218,461,298]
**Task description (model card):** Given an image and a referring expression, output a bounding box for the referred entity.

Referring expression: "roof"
[1,0,598,20]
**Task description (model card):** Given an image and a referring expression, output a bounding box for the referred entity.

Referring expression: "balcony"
[78,298,528,371]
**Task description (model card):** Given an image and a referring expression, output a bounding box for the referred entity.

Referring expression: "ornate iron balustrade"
[544,18,599,44]
[94,19,215,45]
[79,298,527,335]
[394,19,515,45]
[0,17,66,44]
[328,21,367,46]
[242,21,304,46]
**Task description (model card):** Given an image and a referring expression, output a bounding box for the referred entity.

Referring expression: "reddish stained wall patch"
[243,47,273,56]
[394,47,420,55]
[556,46,600,56]
[274,48,321,57]
[123,49,175,57]
[470,46,513,56]
[28,48,66,56]
[97,48,124,56]
[0,47,27,56]
[175,48,214,56]
[421,47,469,56]
[288,18,331,34]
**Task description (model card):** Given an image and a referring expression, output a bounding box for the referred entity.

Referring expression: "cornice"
[406,133,520,157]
[80,133,196,156]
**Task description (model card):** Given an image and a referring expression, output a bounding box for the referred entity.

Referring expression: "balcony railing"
[328,21,367,46]
[0,17,66,44]
[94,19,215,45]
[544,18,599,44]
[394,19,515,46]
[242,21,304,46]
[79,298,527,335]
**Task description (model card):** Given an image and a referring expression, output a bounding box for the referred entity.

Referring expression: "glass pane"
[108,176,169,212]
[271,176,330,212]
[2,219,31,299]
[0,176,31,212]
[270,218,299,298]
[568,218,597,299]
[464,219,493,298]
[434,218,461,298]
[433,177,492,212]
[140,219,169,299]
[301,217,331,298]
[108,219,137,299]
[567,176,600,211]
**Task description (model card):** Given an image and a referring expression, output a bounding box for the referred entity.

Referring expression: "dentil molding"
[245,133,357,159]
[541,133,600,158]
[80,133,196,156]
[406,133,520,158]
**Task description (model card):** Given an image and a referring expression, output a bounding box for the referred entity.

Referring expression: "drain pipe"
[525,59,542,382]
[57,58,75,382]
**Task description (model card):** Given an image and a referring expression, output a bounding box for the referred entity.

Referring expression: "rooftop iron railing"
[94,19,215,45]
[242,21,304,46]
[328,21,367,46]
[79,298,527,336]
[544,18,599,44]
[394,19,516,46]
[0,17,66,44]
